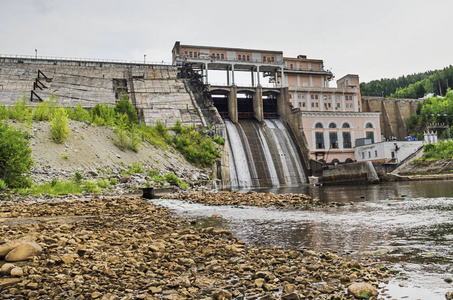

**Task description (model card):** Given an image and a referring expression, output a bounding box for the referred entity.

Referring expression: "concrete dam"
[0,56,205,127]
[0,56,309,189]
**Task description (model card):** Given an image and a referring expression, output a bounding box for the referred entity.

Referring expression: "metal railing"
[0,54,173,66]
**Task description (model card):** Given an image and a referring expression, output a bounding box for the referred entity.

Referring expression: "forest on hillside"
[360,66,453,99]
[406,89,453,140]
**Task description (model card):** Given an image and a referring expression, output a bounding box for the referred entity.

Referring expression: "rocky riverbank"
[0,196,390,299]
[168,191,346,208]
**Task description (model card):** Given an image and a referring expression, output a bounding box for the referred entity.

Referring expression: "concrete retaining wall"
[362,96,422,140]
[318,161,379,184]
[0,58,204,127]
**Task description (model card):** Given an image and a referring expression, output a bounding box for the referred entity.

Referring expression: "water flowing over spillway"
[225,119,306,189]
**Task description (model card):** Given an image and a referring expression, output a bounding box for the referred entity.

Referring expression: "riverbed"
[153,180,453,300]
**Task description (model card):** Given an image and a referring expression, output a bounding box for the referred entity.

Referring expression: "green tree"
[114,92,139,125]
[0,123,34,188]
[50,107,71,143]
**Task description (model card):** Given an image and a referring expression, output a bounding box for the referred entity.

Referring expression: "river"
[152,180,453,299]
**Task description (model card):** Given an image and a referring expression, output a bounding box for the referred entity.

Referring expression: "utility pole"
[35,49,37,59]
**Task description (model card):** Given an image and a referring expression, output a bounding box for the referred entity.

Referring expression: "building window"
[311,102,314,107]
[216,54,220,59]
[328,122,337,128]
[302,102,306,107]
[290,64,293,69]
[362,152,365,159]
[365,122,373,128]
[298,94,301,99]
[328,103,331,108]
[316,103,319,107]
[238,55,241,60]
[194,52,198,58]
[185,51,188,56]
[375,150,378,157]
[302,95,305,99]
[324,95,327,100]
[330,132,338,149]
[315,122,323,128]
[368,151,371,158]
[342,122,350,128]
[221,54,224,59]
[366,131,375,143]
[247,55,250,61]
[271,57,274,62]
[337,103,340,108]
[328,95,331,100]
[189,52,193,57]
[263,56,266,62]
[289,94,292,99]
[316,132,325,149]
[298,102,301,107]
[336,95,340,100]
[311,94,314,100]
[315,95,319,100]
[243,55,245,61]
[343,132,352,148]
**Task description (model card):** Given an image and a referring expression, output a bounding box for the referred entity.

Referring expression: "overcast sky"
[1,0,452,84]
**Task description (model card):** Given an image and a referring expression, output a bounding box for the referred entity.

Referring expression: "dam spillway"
[225,119,306,189]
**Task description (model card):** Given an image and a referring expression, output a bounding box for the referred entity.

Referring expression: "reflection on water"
[152,180,453,300]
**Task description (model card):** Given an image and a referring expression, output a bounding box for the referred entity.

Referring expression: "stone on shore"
[0,262,16,274]
[347,282,379,299]
[0,278,21,288]
[5,241,42,262]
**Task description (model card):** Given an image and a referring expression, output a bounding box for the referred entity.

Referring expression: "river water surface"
[152,180,453,299]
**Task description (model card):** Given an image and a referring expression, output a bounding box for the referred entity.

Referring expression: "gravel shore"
[0,196,389,299]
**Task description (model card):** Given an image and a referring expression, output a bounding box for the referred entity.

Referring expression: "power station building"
[172,41,381,163]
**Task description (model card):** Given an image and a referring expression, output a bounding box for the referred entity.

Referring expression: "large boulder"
[0,236,34,257]
[347,282,378,299]
[5,242,42,262]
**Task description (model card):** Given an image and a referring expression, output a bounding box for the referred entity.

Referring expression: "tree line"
[360,66,453,99]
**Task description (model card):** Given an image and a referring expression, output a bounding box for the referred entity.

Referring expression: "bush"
[73,170,84,185]
[90,104,116,126]
[0,123,34,188]
[213,136,225,145]
[0,103,7,120]
[8,92,33,122]
[155,120,166,135]
[114,113,141,152]
[50,107,71,143]
[122,162,145,175]
[32,93,58,121]
[0,179,7,192]
[83,180,101,193]
[114,92,138,125]
[68,103,90,122]
[96,179,110,189]
[421,141,453,160]
[165,172,180,185]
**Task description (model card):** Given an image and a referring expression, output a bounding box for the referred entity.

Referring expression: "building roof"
[173,41,283,54]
